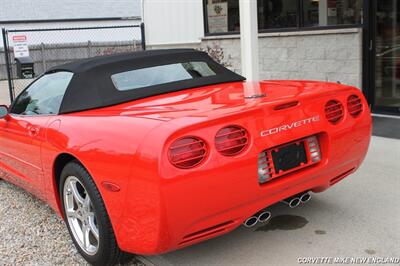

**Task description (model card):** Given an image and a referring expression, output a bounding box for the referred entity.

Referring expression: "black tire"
[59,160,128,266]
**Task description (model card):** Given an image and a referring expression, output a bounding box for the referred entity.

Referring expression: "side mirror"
[0,105,9,119]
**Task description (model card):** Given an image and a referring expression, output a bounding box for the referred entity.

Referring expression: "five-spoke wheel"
[63,176,99,255]
[60,161,126,266]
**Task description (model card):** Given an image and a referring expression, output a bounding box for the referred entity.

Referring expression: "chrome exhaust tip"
[257,211,272,223]
[282,197,301,208]
[243,216,258,228]
[300,192,311,203]
[288,198,301,208]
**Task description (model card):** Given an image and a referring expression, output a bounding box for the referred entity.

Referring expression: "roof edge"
[0,17,141,25]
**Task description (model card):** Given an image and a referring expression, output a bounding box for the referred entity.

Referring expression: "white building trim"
[142,0,205,46]
[239,0,259,81]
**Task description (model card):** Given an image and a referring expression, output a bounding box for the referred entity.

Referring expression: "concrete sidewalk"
[144,136,400,266]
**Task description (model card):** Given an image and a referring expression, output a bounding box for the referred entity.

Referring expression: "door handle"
[28,127,39,136]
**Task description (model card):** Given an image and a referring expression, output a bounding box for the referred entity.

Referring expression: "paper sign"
[207,2,228,33]
[328,8,337,17]
[12,35,29,58]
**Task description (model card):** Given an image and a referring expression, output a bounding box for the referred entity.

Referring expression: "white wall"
[143,0,204,46]
[0,0,141,21]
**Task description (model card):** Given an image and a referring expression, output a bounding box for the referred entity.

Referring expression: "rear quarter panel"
[42,114,163,233]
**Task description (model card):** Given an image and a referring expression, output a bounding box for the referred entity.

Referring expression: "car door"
[0,114,50,198]
[0,71,73,199]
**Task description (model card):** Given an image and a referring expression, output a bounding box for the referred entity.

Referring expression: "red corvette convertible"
[0,49,371,265]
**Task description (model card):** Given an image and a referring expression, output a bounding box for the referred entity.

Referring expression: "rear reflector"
[330,168,355,185]
[215,125,249,156]
[168,137,207,169]
[101,181,121,192]
[347,95,363,117]
[180,220,234,245]
[258,151,273,183]
[306,136,321,163]
[325,100,344,124]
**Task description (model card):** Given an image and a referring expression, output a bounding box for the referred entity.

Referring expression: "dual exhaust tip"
[282,192,312,208]
[243,210,271,228]
[242,192,311,228]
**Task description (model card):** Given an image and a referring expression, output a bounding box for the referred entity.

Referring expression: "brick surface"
[202,31,363,88]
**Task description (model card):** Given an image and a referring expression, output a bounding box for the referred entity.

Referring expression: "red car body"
[0,79,371,255]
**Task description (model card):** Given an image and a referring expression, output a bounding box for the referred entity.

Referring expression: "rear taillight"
[325,100,344,124]
[168,137,207,169]
[347,95,363,117]
[215,125,249,156]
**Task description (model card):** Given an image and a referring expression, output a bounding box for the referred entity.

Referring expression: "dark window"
[258,0,299,30]
[11,71,73,115]
[111,62,216,91]
[303,0,363,27]
[204,0,363,35]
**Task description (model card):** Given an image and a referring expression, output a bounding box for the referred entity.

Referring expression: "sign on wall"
[328,0,338,17]
[207,2,228,33]
[12,35,30,58]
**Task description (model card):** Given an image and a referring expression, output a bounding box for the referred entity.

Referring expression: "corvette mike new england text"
[298,256,400,264]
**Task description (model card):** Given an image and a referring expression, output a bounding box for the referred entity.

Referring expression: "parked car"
[0,49,372,266]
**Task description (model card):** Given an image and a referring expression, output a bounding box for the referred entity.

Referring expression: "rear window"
[111,61,216,91]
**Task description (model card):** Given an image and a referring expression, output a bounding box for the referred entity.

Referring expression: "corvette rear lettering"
[260,116,320,137]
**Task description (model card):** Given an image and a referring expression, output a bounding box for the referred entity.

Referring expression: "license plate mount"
[258,135,322,184]
[271,142,308,174]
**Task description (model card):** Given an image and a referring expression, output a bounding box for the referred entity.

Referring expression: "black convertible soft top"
[46,49,245,114]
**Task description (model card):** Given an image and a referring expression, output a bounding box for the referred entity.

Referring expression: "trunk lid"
[99,80,354,123]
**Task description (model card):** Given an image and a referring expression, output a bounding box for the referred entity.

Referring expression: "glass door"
[374,0,400,114]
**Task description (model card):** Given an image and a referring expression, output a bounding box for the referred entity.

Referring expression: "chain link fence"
[1,24,145,102]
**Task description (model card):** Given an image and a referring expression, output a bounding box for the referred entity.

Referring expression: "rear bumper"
[173,160,358,247]
[116,115,371,255]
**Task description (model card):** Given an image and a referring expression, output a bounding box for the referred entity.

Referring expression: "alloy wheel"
[63,176,100,255]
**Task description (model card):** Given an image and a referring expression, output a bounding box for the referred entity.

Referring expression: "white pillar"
[319,0,328,26]
[239,0,259,81]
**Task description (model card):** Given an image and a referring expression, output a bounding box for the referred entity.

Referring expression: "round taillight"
[215,125,249,156]
[347,95,363,117]
[168,137,207,169]
[325,100,344,124]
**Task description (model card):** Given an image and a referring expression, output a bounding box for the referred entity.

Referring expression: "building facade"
[144,0,399,116]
